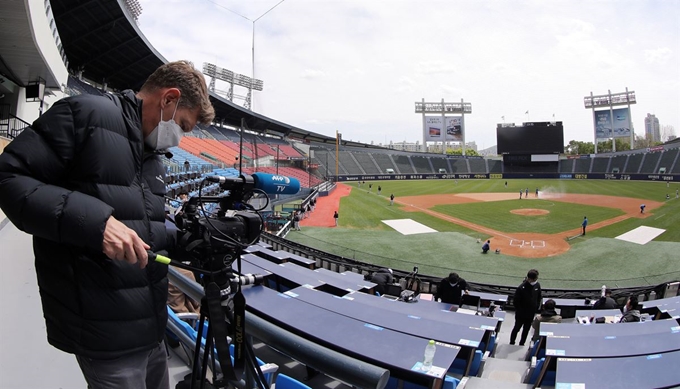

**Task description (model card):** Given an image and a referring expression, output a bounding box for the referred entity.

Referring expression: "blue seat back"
[487,334,496,354]
[448,350,482,376]
[384,375,459,389]
[167,306,199,343]
[468,350,483,376]
[443,376,460,389]
[527,357,555,385]
[275,373,312,389]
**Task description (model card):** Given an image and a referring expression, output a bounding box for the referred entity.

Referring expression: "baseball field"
[286,179,680,289]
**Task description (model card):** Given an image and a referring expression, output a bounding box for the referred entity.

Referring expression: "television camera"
[161,172,299,389]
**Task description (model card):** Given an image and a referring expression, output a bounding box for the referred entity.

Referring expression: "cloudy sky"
[136,0,679,149]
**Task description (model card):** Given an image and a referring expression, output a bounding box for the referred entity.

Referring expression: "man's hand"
[102,216,150,268]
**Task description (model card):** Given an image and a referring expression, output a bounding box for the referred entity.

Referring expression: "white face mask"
[146,100,182,150]
[530,281,538,286]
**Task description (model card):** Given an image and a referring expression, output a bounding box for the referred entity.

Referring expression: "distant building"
[387,141,421,152]
[644,113,661,143]
[427,142,477,153]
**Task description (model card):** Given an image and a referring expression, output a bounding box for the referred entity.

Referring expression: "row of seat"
[311,146,680,175]
[239,248,495,387]
[243,167,323,187]
[166,307,312,389]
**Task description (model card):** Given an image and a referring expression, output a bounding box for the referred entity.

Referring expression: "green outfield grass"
[287,179,680,289]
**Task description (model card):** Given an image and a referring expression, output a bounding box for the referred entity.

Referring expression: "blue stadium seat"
[444,376,460,389]
[448,350,483,376]
[273,373,312,389]
[528,339,545,360]
[526,357,555,386]
[487,333,496,355]
[167,306,200,344]
[385,375,459,389]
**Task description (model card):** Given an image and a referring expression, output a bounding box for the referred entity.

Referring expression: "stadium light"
[205,1,284,110]
[123,0,143,21]
[203,62,264,109]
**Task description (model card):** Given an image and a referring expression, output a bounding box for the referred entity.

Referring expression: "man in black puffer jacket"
[370,268,394,295]
[510,269,542,346]
[0,61,214,388]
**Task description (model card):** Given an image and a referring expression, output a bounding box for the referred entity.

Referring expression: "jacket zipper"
[140,152,152,250]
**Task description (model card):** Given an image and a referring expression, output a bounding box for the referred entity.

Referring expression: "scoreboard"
[497,122,564,154]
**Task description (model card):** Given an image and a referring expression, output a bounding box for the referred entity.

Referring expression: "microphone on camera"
[205,172,300,195]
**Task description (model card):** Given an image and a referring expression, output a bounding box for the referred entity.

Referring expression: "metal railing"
[167,267,389,389]
[260,232,674,304]
[0,112,30,139]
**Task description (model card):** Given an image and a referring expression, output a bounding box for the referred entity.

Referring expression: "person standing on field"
[582,216,588,235]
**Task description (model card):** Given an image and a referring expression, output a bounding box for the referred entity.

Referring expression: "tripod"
[400,267,422,302]
[159,254,270,389]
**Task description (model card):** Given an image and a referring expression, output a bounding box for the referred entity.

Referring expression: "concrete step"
[493,344,530,361]
[480,357,530,383]
[459,377,535,389]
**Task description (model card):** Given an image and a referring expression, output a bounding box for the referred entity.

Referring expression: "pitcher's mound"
[511,209,549,216]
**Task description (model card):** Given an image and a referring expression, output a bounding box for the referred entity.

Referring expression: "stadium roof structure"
[49,0,376,148]
[664,137,680,146]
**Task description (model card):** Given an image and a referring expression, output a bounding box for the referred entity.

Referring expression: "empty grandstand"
[2,1,680,388]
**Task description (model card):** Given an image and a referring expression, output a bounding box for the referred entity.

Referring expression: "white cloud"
[644,47,672,64]
[300,69,326,79]
[415,61,458,76]
[136,0,680,148]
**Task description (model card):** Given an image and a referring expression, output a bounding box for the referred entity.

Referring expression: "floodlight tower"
[584,88,636,153]
[415,98,472,155]
[251,0,285,110]
[203,62,264,110]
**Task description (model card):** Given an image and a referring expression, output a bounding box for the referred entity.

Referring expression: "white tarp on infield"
[382,219,437,235]
[615,226,666,245]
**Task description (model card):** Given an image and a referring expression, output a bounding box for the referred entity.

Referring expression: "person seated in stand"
[593,288,617,309]
[370,268,394,296]
[175,191,189,216]
[434,272,468,306]
[168,268,201,315]
[482,239,491,254]
[164,219,200,316]
[620,295,641,323]
[531,299,562,341]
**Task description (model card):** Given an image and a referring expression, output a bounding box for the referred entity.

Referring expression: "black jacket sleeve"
[434,279,445,301]
[0,99,113,251]
[513,283,524,309]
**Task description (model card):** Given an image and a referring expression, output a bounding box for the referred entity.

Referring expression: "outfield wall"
[336,173,679,182]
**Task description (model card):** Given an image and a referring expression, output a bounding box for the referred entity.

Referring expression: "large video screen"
[594,108,631,139]
[496,122,564,154]
[424,116,463,142]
